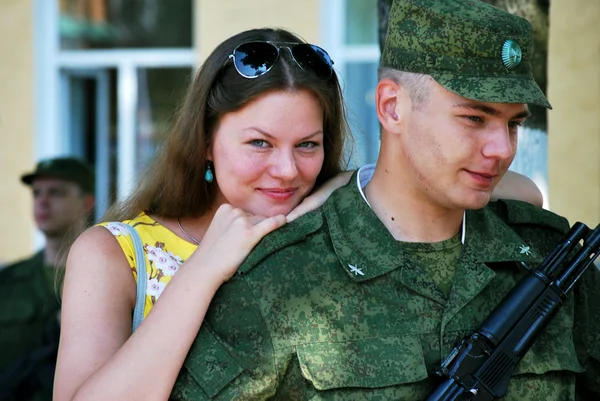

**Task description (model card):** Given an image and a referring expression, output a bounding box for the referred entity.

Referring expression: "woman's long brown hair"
[104,27,350,222]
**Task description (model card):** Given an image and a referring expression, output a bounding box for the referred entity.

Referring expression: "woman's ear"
[206,141,213,161]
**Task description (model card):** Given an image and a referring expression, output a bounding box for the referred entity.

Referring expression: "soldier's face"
[400,80,529,211]
[31,178,91,237]
[208,89,325,217]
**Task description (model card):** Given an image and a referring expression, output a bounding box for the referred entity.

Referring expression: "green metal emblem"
[501,40,522,69]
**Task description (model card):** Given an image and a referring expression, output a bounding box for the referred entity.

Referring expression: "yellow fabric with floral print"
[98,212,197,319]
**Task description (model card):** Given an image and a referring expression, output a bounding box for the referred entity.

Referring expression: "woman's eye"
[250,139,269,147]
[297,141,319,149]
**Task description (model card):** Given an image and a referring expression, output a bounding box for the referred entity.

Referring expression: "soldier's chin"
[461,192,493,210]
[40,226,68,239]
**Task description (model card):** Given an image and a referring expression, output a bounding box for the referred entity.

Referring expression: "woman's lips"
[258,188,296,201]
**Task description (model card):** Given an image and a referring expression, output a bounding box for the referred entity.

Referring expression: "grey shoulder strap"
[120,223,147,333]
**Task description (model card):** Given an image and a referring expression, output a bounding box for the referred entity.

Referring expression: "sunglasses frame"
[227,40,334,80]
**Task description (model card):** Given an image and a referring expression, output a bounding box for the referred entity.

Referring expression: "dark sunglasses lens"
[292,44,333,79]
[233,42,279,78]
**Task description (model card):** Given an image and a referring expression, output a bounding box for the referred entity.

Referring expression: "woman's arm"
[492,170,544,207]
[54,206,285,401]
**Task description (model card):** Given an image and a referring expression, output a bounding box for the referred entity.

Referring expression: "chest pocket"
[296,335,429,391]
[174,325,244,399]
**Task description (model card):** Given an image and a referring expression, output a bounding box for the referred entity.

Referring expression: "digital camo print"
[381,0,551,108]
[172,173,600,400]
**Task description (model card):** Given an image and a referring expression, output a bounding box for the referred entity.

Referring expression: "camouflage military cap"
[21,157,95,194]
[381,0,551,108]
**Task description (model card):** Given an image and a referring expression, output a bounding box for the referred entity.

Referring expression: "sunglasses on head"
[228,41,334,80]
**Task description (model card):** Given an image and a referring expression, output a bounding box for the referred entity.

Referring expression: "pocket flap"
[515,327,583,375]
[182,325,244,398]
[297,336,428,390]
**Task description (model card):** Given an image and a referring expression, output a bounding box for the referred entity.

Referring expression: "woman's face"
[209,89,325,217]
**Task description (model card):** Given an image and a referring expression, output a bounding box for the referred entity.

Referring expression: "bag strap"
[121,223,147,333]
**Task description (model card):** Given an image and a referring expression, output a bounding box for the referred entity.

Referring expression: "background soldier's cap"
[381,0,551,108]
[21,157,95,194]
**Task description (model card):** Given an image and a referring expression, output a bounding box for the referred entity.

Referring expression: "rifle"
[425,222,600,401]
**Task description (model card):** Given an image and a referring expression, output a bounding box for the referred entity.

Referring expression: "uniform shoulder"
[238,208,325,275]
[0,252,43,280]
[487,199,570,236]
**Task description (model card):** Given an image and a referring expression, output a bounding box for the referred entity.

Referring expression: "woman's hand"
[188,204,286,284]
[286,170,353,222]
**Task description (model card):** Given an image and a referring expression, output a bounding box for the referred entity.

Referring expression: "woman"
[54,28,543,401]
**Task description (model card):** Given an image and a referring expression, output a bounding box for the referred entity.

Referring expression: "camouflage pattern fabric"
[0,251,61,401]
[381,0,551,108]
[171,174,600,400]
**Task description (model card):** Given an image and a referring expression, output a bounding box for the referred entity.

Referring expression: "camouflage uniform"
[171,1,600,399]
[171,173,600,400]
[0,252,60,401]
[0,157,93,401]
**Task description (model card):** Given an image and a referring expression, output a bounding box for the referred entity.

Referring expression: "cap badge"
[501,40,522,69]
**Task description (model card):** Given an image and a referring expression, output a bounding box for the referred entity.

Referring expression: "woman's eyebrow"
[243,127,324,140]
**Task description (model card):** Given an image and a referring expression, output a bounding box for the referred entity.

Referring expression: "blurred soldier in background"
[0,157,95,401]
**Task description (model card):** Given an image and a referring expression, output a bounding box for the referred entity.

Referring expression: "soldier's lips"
[464,170,496,188]
[257,188,296,201]
[35,214,51,222]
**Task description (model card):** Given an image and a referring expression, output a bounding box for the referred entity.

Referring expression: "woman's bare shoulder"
[65,225,136,306]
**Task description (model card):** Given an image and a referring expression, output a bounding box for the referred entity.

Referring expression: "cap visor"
[21,174,35,185]
[431,73,552,109]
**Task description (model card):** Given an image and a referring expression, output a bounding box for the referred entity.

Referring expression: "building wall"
[548,0,600,227]
[0,0,35,265]
[196,0,320,63]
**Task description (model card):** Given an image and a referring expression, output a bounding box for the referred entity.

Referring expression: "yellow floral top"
[99,212,197,319]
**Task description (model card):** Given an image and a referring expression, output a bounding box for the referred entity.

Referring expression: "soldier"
[0,157,95,401]
[164,0,599,399]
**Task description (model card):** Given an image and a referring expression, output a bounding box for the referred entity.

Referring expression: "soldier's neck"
[43,237,62,267]
[43,221,87,267]
[365,158,463,244]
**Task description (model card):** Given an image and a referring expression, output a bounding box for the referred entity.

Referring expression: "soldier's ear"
[83,194,95,214]
[376,79,404,133]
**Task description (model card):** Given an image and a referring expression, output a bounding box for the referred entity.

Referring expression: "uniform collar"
[463,207,544,266]
[325,172,414,282]
[327,170,544,283]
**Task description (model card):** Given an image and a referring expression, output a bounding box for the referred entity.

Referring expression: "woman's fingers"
[251,214,287,241]
[286,170,353,222]
[286,197,319,222]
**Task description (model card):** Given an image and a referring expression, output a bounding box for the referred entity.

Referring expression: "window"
[35,0,196,219]
[321,0,380,167]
